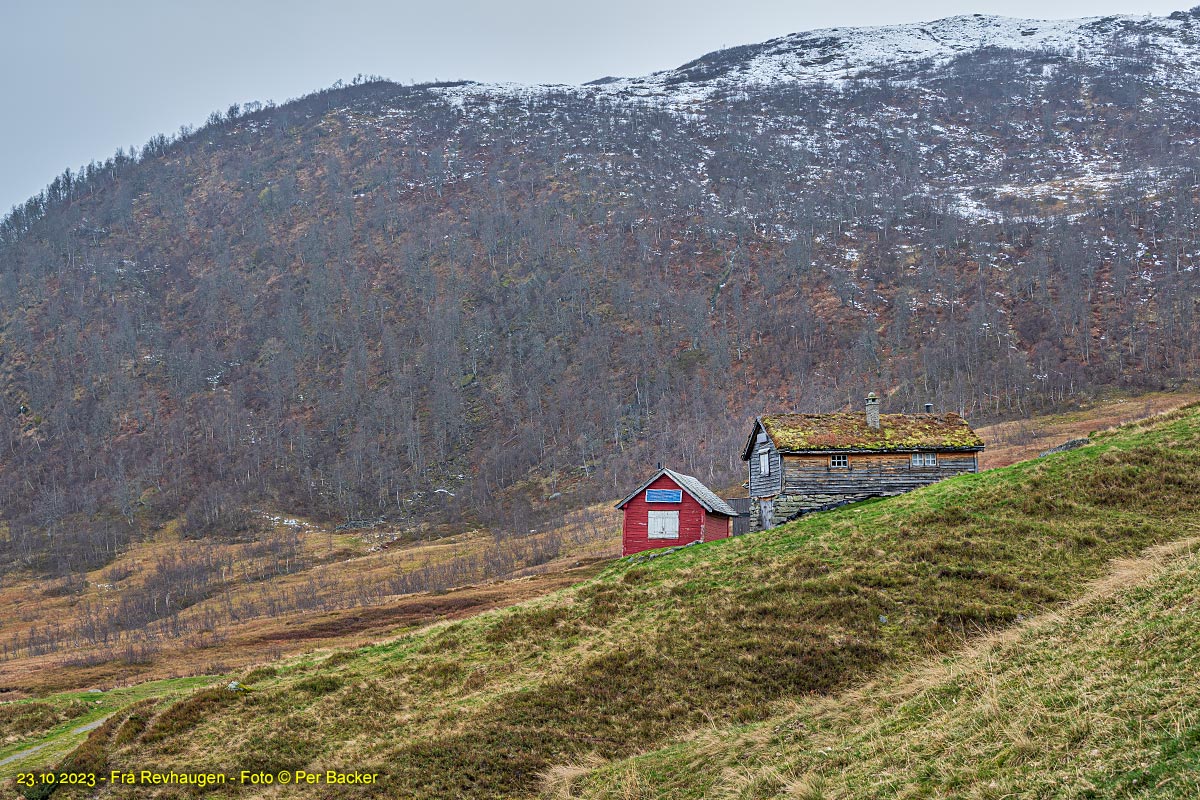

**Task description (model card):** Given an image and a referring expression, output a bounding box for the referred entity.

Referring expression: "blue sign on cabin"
[646,489,682,503]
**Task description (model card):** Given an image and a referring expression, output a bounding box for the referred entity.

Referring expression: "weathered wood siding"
[782,452,978,497]
[724,498,752,536]
[745,451,979,529]
[748,443,783,498]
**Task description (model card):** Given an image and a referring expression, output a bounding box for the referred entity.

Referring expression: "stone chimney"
[865,392,880,429]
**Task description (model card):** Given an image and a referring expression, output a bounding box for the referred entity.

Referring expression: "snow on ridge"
[428,11,1200,109]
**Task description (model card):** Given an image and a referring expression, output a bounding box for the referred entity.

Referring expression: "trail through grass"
[566,536,1200,799]
[0,676,216,778]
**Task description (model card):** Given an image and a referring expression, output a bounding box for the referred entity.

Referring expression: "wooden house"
[616,467,737,556]
[742,393,984,530]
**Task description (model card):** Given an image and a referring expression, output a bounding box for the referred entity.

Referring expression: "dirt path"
[0,741,49,768]
[0,715,110,770]
[72,717,107,735]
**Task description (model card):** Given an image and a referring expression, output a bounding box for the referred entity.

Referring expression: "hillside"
[4,9,1200,571]
[0,503,617,696]
[563,537,1200,799]
[0,390,1188,698]
[7,402,1198,798]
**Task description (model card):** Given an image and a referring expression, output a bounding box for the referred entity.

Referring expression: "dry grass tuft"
[784,773,828,800]
[539,754,608,799]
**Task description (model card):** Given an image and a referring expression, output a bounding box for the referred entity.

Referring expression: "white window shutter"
[647,510,680,539]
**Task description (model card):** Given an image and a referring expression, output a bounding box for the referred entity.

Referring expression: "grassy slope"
[974,388,1200,470]
[0,677,215,776]
[2,389,1189,697]
[565,539,1200,800]
[24,404,1200,799]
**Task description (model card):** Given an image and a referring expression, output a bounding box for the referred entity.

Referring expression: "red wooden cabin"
[616,467,737,556]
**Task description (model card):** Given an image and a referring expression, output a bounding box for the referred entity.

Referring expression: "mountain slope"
[28,403,1200,799]
[3,9,1200,574]
[449,9,1200,104]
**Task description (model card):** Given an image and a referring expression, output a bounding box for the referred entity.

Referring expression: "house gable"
[619,470,733,556]
[615,468,735,516]
[746,432,782,498]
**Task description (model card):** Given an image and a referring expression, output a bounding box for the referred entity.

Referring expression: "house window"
[758,449,771,476]
[831,454,848,468]
[911,452,937,467]
[647,510,679,539]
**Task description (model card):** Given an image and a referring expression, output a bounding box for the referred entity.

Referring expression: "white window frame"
[647,510,679,539]
[911,452,937,467]
[758,449,771,476]
[831,453,848,468]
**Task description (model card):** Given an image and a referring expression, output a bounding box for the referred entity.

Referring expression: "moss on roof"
[760,412,984,451]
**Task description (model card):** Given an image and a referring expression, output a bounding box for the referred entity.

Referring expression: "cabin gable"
[747,422,783,498]
[617,468,734,556]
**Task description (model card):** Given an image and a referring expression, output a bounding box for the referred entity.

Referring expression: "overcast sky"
[0,0,1187,215]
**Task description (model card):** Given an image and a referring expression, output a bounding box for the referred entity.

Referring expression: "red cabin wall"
[622,475,707,556]
[703,510,731,542]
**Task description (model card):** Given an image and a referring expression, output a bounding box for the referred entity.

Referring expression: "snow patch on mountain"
[433,11,1200,109]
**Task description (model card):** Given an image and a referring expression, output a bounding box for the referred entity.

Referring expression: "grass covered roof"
[756,412,984,453]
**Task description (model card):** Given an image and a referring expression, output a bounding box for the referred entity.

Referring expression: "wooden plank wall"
[703,512,731,542]
[724,497,752,535]
[782,452,977,496]
[748,444,783,497]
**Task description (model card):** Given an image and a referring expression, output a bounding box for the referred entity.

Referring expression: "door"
[759,498,774,530]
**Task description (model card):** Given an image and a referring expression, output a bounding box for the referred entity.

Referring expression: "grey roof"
[666,469,738,516]
[615,467,736,516]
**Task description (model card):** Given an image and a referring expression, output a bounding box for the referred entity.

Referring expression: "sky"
[0,0,1189,215]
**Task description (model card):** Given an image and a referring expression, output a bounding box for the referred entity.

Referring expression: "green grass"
[566,537,1200,799]
[24,403,1200,799]
[0,676,217,779]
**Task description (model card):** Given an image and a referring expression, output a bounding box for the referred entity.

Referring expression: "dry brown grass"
[539,754,609,799]
[975,388,1200,469]
[0,504,618,694]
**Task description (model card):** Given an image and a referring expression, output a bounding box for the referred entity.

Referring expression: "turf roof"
[753,412,984,453]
